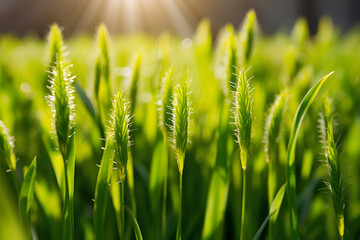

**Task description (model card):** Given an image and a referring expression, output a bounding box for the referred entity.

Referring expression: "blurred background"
[1,0,360,38]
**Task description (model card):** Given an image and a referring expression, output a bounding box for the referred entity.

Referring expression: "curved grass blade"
[74,81,105,139]
[286,71,333,239]
[74,81,97,123]
[19,157,37,233]
[253,183,286,240]
[124,205,143,240]
[94,140,114,240]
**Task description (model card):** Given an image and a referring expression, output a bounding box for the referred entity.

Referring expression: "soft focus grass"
[0,15,360,240]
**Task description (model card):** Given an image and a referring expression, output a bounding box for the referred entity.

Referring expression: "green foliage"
[2,14,360,240]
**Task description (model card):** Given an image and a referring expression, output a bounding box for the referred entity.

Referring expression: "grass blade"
[94,140,114,240]
[19,157,37,233]
[286,71,333,239]
[253,183,287,240]
[74,81,96,123]
[124,205,143,240]
[202,99,232,240]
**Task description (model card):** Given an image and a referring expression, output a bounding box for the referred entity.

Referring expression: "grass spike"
[240,9,257,65]
[233,67,252,170]
[264,91,288,164]
[47,57,75,160]
[111,92,131,182]
[47,23,64,67]
[159,67,174,136]
[320,93,345,239]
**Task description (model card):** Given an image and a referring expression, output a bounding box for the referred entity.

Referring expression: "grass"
[1,10,360,240]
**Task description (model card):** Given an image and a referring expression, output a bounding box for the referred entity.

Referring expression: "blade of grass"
[253,183,287,240]
[202,98,232,240]
[94,140,114,240]
[124,205,143,240]
[74,81,105,140]
[286,72,333,239]
[148,139,166,238]
[19,157,37,234]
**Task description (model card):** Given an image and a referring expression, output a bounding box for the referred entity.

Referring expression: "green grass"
[1,11,360,240]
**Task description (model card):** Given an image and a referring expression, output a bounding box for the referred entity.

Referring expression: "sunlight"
[74,0,192,36]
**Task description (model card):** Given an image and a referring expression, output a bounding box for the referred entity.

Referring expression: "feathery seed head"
[320,93,345,238]
[47,24,64,67]
[214,25,237,98]
[193,19,212,60]
[0,121,16,171]
[112,92,131,181]
[225,27,238,95]
[264,91,287,163]
[159,67,174,135]
[172,72,191,175]
[233,68,252,169]
[47,57,75,160]
[240,9,257,65]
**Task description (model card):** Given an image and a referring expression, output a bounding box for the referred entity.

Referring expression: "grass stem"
[162,133,169,240]
[120,179,125,240]
[176,170,183,240]
[240,152,247,240]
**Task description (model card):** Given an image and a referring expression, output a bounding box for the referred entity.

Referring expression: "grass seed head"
[112,92,131,181]
[233,67,252,169]
[320,93,345,238]
[291,18,309,51]
[0,121,16,171]
[159,67,174,136]
[240,9,257,65]
[172,71,191,175]
[214,25,237,98]
[264,91,287,163]
[47,57,75,160]
[47,23,64,68]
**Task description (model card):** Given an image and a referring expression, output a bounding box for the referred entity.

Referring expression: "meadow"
[0,10,360,240]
